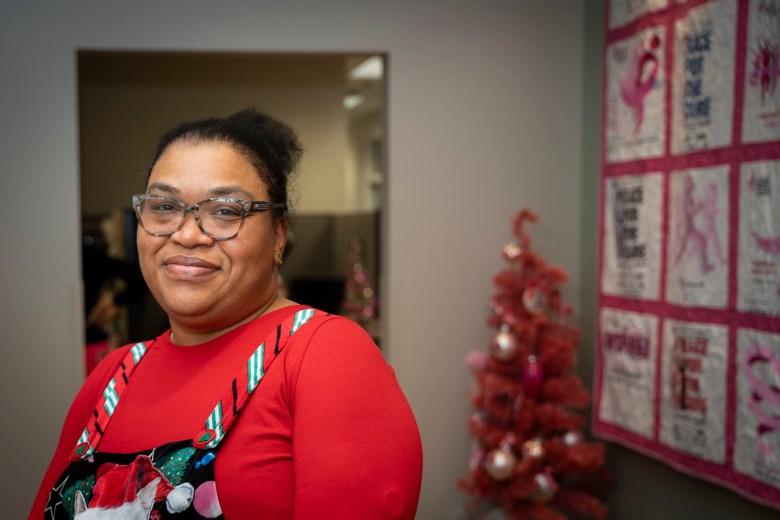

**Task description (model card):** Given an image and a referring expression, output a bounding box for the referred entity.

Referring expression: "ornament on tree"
[523,355,543,397]
[459,209,608,520]
[489,325,519,361]
[531,469,559,503]
[484,434,517,482]
[466,349,489,373]
[521,437,545,460]
[522,285,547,314]
[502,243,523,260]
[563,431,583,446]
[484,446,517,482]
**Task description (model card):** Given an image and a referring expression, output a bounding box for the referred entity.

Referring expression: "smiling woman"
[136,137,290,345]
[77,51,385,348]
[30,109,422,519]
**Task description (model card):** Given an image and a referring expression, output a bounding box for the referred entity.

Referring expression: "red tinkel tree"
[460,209,608,520]
[339,236,379,342]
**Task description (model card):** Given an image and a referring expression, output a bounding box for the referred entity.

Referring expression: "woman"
[31,109,423,519]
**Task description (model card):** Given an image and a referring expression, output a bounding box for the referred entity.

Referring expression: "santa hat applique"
[89,455,174,508]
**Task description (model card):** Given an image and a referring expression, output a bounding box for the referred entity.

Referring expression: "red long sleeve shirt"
[31,305,422,519]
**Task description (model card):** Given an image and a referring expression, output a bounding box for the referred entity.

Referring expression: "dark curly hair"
[146,108,303,219]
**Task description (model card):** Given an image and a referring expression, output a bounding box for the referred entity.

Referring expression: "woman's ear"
[274,218,288,257]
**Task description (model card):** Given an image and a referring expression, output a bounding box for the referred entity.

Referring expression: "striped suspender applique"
[193,309,325,450]
[70,342,150,461]
[68,309,325,458]
[290,308,315,335]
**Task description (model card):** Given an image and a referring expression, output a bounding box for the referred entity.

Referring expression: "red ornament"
[523,355,543,397]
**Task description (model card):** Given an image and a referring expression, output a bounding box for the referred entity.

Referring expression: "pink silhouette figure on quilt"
[619,35,660,135]
[749,39,780,104]
[673,176,724,273]
[700,182,726,266]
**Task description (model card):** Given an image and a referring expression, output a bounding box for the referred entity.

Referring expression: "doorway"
[78,51,387,372]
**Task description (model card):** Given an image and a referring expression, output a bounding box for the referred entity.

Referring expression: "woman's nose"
[170,210,213,246]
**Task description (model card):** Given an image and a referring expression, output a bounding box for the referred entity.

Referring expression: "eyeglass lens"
[137,196,244,239]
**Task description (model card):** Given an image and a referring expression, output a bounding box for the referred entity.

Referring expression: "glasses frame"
[132,193,286,241]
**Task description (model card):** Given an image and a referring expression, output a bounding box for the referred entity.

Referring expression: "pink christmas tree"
[460,209,608,520]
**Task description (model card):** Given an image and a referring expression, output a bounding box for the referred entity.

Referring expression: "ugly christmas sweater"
[31,305,422,519]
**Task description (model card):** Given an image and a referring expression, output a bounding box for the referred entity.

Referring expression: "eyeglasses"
[132,194,286,241]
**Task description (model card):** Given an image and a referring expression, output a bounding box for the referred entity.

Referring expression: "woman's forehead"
[150,141,267,195]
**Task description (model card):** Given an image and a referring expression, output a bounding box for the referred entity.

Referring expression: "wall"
[0,2,584,518]
[580,3,778,519]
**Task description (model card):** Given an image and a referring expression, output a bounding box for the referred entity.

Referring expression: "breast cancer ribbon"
[744,343,780,458]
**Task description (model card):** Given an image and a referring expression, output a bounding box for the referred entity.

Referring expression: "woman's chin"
[159,299,216,321]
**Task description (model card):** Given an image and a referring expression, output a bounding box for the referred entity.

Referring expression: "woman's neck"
[168,294,295,346]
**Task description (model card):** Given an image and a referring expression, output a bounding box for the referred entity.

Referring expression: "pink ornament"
[523,355,543,396]
[465,349,488,373]
[193,481,222,518]
[490,326,518,361]
[483,447,516,481]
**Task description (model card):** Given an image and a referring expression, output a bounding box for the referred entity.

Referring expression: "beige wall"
[0,3,584,518]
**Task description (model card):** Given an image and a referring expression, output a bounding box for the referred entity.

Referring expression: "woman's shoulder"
[87,343,133,382]
[263,305,375,349]
[65,341,146,429]
[292,312,378,354]
[281,311,388,387]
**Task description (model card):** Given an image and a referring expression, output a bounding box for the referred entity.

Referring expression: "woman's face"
[138,140,286,335]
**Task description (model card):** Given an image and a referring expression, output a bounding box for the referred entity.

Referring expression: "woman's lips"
[163,255,219,278]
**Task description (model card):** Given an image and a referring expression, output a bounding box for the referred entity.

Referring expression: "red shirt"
[31,305,422,519]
